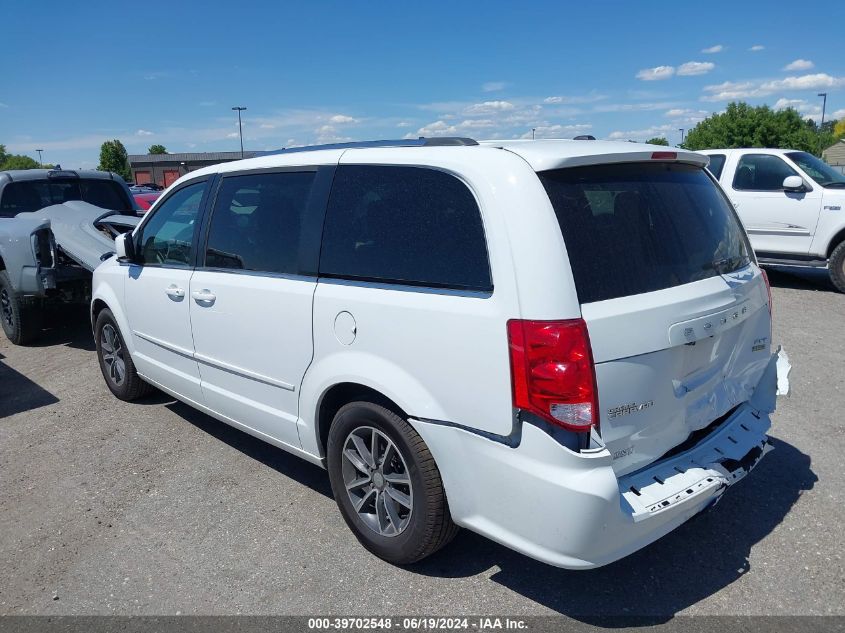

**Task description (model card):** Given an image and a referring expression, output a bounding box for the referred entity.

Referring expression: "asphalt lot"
[1,267,843,620]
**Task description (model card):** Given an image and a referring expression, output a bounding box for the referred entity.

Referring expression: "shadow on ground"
[154,391,814,622]
[763,265,836,292]
[0,356,59,417]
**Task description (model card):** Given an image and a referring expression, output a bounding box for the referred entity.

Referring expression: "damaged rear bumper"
[412,348,791,569]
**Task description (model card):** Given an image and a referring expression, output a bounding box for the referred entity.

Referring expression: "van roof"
[187,137,708,180]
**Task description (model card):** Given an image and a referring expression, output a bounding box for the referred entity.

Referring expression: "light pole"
[36,149,44,167]
[232,106,247,158]
[679,128,685,145]
[531,128,536,140]
[818,93,828,156]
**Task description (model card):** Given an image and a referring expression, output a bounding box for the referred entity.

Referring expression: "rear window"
[319,165,492,291]
[0,178,133,217]
[539,162,751,304]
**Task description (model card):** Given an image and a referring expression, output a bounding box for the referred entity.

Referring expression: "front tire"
[327,401,458,565]
[829,241,845,293]
[0,271,42,345]
[94,308,153,401]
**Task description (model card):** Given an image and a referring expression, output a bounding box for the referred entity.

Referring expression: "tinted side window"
[320,166,491,291]
[137,181,205,267]
[0,179,131,218]
[733,154,798,191]
[707,154,726,179]
[204,171,315,275]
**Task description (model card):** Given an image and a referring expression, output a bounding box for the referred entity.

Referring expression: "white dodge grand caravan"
[92,137,790,569]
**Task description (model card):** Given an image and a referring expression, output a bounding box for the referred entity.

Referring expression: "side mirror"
[783,175,805,192]
[114,232,135,262]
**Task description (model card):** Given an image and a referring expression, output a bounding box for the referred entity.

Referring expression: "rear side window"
[539,162,751,304]
[706,154,726,179]
[204,171,316,275]
[319,165,491,291]
[732,154,798,191]
[0,178,132,217]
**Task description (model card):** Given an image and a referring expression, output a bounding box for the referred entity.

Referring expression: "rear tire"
[327,401,459,565]
[829,241,845,293]
[94,308,153,401]
[0,271,42,345]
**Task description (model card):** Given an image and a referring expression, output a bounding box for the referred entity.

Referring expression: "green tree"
[0,144,8,165]
[147,144,167,154]
[683,102,824,155]
[97,139,131,181]
[0,154,40,170]
[834,120,845,140]
[645,137,670,146]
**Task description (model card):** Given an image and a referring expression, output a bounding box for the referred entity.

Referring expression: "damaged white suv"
[92,138,790,569]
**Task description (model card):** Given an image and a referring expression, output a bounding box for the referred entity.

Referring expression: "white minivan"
[92,138,789,569]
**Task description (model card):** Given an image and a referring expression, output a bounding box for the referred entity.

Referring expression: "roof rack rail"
[258,137,478,156]
[573,135,596,140]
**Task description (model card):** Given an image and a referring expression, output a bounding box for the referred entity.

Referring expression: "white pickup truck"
[700,148,845,292]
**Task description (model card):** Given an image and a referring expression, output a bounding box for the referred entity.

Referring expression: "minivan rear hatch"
[539,160,772,476]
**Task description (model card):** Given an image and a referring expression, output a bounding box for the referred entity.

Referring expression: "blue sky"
[2,0,844,169]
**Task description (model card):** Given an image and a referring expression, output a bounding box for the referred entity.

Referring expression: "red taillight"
[651,151,677,160]
[507,319,598,432]
[760,268,772,314]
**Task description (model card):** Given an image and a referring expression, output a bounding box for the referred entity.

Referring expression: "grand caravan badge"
[607,400,654,419]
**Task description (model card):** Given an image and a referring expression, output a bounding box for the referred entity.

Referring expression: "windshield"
[539,162,752,304]
[786,152,845,188]
[0,178,134,217]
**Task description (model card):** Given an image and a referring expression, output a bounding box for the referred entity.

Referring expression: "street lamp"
[679,128,685,145]
[818,93,828,156]
[36,149,44,168]
[531,128,536,140]
[232,106,247,158]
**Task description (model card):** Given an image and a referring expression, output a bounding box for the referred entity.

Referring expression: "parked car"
[0,169,138,344]
[92,138,789,569]
[700,148,845,292]
[132,191,161,212]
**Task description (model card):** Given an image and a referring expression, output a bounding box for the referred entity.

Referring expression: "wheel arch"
[826,226,845,258]
[315,382,409,460]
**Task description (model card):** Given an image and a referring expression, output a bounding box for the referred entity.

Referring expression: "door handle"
[192,289,216,303]
[165,285,185,299]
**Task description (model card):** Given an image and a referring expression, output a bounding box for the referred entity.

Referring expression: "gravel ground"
[0,267,843,620]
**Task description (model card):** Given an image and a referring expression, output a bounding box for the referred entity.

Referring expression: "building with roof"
[823,139,845,175]
[128,151,259,187]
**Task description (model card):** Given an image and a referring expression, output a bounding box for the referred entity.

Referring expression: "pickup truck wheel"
[95,308,153,400]
[0,271,42,345]
[327,401,458,565]
[829,241,845,293]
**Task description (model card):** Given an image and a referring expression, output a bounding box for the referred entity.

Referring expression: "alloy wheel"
[100,324,127,386]
[341,426,414,537]
[0,287,13,329]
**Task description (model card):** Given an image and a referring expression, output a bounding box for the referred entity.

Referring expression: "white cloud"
[665,108,692,117]
[608,124,675,140]
[396,121,412,128]
[135,129,154,136]
[329,114,359,124]
[749,45,765,52]
[701,74,845,101]
[664,108,710,123]
[677,61,715,76]
[416,120,458,136]
[762,73,845,91]
[543,93,606,105]
[636,66,675,81]
[226,132,239,138]
[783,59,814,71]
[773,98,806,110]
[259,123,276,129]
[482,81,507,92]
[464,100,515,115]
[702,44,724,54]
[833,108,845,119]
[519,124,592,139]
[595,101,677,113]
[773,98,824,120]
